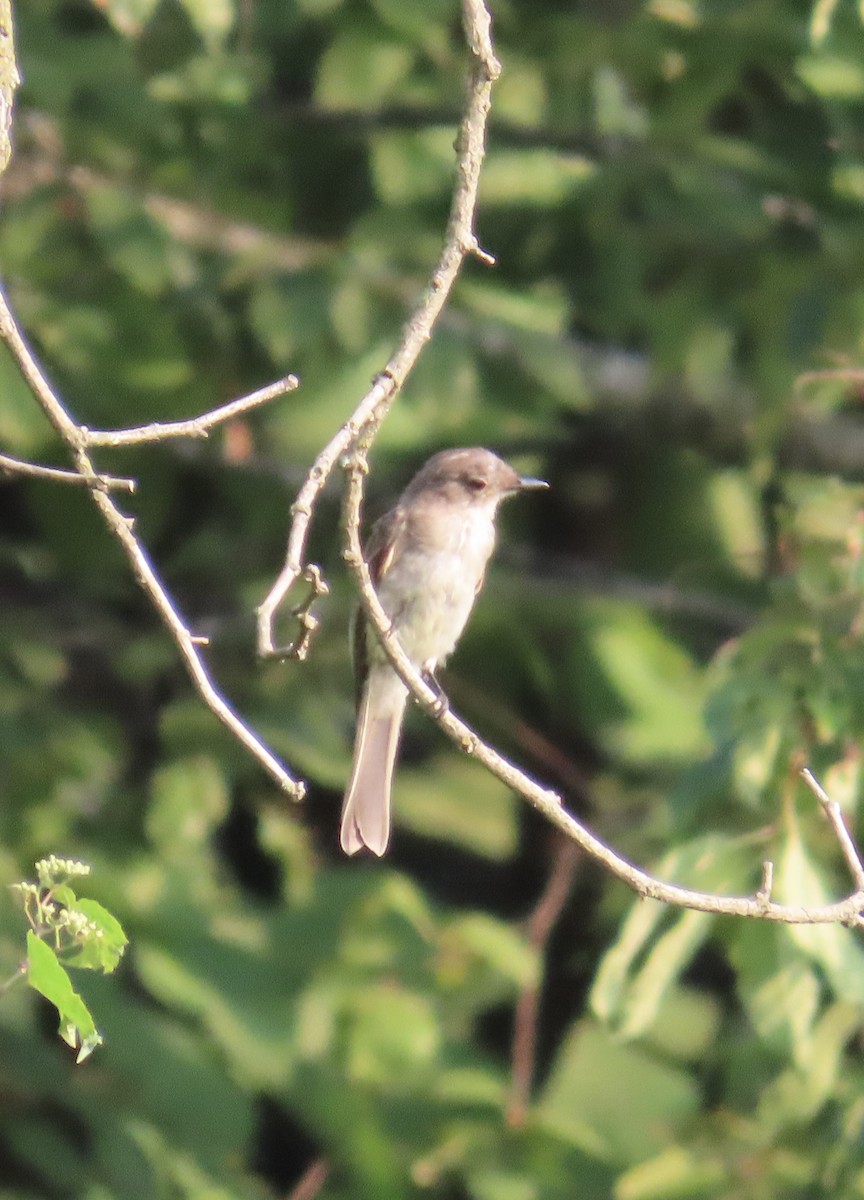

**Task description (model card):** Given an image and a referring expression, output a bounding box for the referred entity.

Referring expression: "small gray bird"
[341,447,547,856]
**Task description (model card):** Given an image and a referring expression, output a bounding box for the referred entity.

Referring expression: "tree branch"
[341,452,864,926]
[0,22,301,799]
[0,286,303,799]
[800,768,864,894]
[507,836,579,1128]
[83,376,298,447]
[256,0,501,659]
[286,1159,330,1200]
[0,451,135,491]
[0,0,20,177]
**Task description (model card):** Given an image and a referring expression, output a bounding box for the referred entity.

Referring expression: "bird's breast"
[372,504,497,668]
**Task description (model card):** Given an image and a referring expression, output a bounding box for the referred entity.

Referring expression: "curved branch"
[256,0,501,658]
[801,768,864,892]
[341,453,864,926]
[83,376,298,447]
[508,837,579,1128]
[0,0,20,177]
[0,288,304,799]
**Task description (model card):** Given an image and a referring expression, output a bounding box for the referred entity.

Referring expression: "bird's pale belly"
[371,512,495,670]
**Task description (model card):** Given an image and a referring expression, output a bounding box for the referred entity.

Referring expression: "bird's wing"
[351,505,407,708]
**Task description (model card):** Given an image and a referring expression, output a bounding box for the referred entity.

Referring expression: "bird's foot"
[421,664,449,717]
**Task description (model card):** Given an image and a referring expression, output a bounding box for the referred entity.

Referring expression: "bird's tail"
[340,673,407,856]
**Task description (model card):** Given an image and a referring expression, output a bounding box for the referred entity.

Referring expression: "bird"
[340,447,547,856]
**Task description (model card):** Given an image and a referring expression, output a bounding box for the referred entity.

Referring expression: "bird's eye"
[466,476,488,493]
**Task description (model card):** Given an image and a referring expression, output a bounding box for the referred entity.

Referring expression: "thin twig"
[256,0,501,658]
[0,0,20,178]
[0,963,26,995]
[507,837,579,1128]
[285,1158,330,1200]
[800,768,864,891]
[756,859,774,908]
[341,453,864,926]
[0,451,135,491]
[795,368,864,391]
[84,376,299,447]
[68,166,332,275]
[0,287,304,799]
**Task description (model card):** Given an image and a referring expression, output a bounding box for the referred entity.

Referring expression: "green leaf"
[797,55,864,99]
[442,913,538,990]
[493,56,548,127]
[133,940,296,1090]
[458,280,569,338]
[809,0,841,43]
[466,1168,538,1200]
[315,28,415,109]
[615,1145,728,1200]
[611,909,715,1040]
[146,756,230,856]
[593,66,648,137]
[732,922,821,1058]
[121,1118,247,1200]
[575,600,708,766]
[642,986,722,1064]
[83,181,179,297]
[148,53,254,105]
[178,0,235,48]
[67,899,128,973]
[731,723,784,808]
[396,754,519,859]
[757,1001,862,1131]
[370,129,456,204]
[0,344,54,452]
[538,1020,700,1163]
[249,274,332,365]
[10,640,67,688]
[95,0,160,37]
[51,883,78,908]
[368,0,454,53]
[480,150,594,207]
[505,329,590,408]
[591,835,752,1035]
[345,985,440,1085]
[25,932,103,1062]
[777,819,864,1001]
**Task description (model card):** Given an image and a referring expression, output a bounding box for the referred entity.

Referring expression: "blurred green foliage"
[4,0,864,1197]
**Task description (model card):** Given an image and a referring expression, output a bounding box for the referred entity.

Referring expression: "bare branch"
[507,837,579,1128]
[0,286,304,799]
[257,0,501,658]
[0,963,26,996]
[286,1159,330,1200]
[71,166,331,274]
[0,451,135,491]
[0,0,20,178]
[341,453,864,926]
[284,565,330,663]
[84,376,299,447]
[756,859,774,908]
[795,368,864,391]
[3,133,335,271]
[800,768,864,892]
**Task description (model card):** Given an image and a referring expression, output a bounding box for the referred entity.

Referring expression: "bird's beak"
[517,476,549,491]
